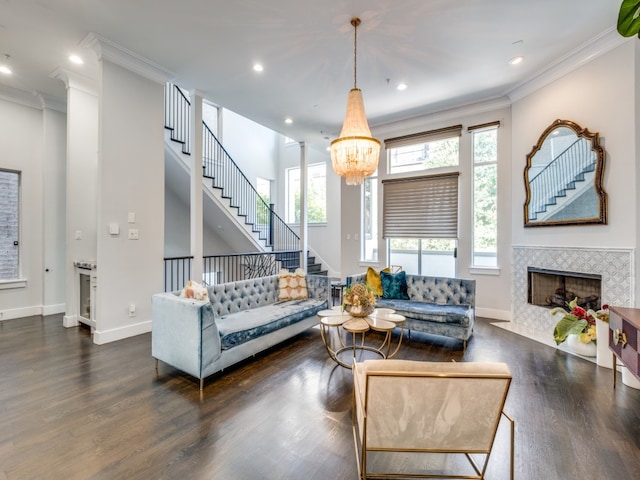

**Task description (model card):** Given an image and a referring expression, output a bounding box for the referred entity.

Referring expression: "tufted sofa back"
[406,275,475,306]
[347,273,475,306]
[206,274,330,317]
[207,276,278,316]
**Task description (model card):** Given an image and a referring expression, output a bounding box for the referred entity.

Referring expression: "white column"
[190,90,204,283]
[299,142,308,272]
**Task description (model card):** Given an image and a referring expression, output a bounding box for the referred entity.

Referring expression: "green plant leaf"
[618,0,640,38]
[553,315,588,345]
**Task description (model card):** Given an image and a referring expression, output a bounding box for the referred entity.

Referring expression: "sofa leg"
[154,358,158,371]
[463,339,467,351]
[200,378,204,391]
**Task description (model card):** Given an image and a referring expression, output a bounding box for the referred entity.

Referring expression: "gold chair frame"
[352,360,514,479]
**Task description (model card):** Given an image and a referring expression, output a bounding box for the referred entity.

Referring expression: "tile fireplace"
[512,246,634,336]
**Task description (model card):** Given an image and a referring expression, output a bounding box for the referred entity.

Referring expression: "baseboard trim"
[63,315,79,327]
[43,303,66,316]
[92,320,152,345]
[0,305,42,321]
[476,307,511,321]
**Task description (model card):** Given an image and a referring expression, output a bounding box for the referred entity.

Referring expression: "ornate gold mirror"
[524,119,607,227]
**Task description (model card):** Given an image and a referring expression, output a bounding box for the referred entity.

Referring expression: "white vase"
[595,319,614,369]
[566,334,597,357]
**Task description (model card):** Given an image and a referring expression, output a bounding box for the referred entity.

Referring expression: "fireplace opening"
[527,267,601,310]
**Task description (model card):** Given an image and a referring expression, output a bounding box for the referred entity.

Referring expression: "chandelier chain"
[353,18,358,88]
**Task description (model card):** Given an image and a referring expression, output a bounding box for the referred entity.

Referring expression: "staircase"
[164,83,327,277]
[528,138,596,222]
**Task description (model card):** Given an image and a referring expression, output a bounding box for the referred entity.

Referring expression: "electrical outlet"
[129,304,136,317]
[128,229,139,240]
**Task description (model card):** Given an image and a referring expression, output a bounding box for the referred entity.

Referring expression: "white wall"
[0,99,45,320]
[63,77,99,324]
[94,59,165,344]
[512,41,635,250]
[164,185,236,257]
[221,108,278,183]
[42,107,67,314]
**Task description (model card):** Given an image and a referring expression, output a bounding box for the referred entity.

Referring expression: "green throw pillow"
[380,270,409,300]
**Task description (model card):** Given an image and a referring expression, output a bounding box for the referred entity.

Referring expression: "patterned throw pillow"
[380,270,409,300]
[278,268,308,301]
[365,266,390,297]
[179,280,209,301]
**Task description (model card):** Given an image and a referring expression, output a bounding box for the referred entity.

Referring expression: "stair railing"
[164,83,300,252]
[164,83,191,155]
[202,122,300,251]
[164,250,310,290]
[528,138,595,218]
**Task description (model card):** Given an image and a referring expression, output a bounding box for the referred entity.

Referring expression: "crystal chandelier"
[330,18,380,186]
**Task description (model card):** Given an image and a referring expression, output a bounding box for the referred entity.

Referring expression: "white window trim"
[0,279,27,290]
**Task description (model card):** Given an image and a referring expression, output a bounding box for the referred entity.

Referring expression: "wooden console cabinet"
[609,306,640,388]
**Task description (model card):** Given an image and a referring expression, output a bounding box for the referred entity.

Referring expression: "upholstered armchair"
[352,359,513,479]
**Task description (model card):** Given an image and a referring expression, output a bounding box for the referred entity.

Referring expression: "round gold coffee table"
[318,307,405,368]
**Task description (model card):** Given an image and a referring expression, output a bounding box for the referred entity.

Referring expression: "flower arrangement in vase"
[343,282,377,317]
[551,297,609,357]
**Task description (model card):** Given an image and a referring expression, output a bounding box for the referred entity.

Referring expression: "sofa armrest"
[152,292,222,379]
[346,273,366,287]
[306,274,331,306]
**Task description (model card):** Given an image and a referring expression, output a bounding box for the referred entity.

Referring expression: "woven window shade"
[382,173,459,238]
[384,125,462,149]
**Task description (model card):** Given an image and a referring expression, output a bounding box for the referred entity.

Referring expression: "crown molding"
[32,92,66,113]
[0,84,43,109]
[373,96,511,139]
[80,32,176,85]
[507,28,630,103]
[50,67,98,97]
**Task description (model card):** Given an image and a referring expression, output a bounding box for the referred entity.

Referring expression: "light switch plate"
[109,223,120,235]
[128,212,136,224]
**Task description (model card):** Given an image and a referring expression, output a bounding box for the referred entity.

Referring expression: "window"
[470,123,498,268]
[285,163,326,224]
[256,177,271,226]
[383,174,459,277]
[0,170,20,280]
[361,172,378,262]
[388,238,456,277]
[385,125,462,174]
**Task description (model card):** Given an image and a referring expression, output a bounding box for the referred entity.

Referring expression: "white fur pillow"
[278,268,308,301]
[179,280,208,301]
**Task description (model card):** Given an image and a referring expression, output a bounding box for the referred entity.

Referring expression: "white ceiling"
[0,0,621,146]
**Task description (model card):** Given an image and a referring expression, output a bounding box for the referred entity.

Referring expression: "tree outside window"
[472,127,498,267]
[286,163,326,224]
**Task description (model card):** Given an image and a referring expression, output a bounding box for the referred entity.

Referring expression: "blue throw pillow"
[380,270,409,300]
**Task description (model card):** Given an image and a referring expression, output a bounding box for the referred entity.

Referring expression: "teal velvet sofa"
[152,274,330,389]
[346,273,476,349]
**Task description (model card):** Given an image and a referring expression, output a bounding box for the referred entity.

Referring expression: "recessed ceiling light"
[508,56,524,66]
[69,54,83,65]
[397,83,408,91]
[253,63,264,72]
[0,53,12,74]
[285,118,293,124]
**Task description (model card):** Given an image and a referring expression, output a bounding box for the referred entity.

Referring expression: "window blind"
[382,173,459,238]
[383,125,462,149]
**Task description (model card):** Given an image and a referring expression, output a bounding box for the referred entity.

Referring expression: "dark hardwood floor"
[1,314,639,479]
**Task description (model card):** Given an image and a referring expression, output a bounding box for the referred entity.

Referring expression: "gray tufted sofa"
[152,274,330,389]
[346,273,476,349]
